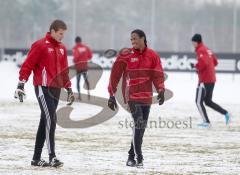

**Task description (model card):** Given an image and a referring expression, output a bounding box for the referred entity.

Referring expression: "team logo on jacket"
[78,47,87,53]
[48,48,54,53]
[130,57,138,62]
[59,48,64,55]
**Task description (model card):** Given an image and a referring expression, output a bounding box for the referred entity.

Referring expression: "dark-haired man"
[108,29,165,167]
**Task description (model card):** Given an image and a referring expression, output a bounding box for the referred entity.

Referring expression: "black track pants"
[128,101,151,161]
[33,86,61,161]
[195,83,227,123]
[76,71,89,94]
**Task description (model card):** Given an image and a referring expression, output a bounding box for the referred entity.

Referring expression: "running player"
[191,33,231,128]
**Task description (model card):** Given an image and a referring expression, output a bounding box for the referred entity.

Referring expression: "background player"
[72,36,92,100]
[191,33,231,128]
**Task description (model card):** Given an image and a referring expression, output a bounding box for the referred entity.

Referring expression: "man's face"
[51,29,66,42]
[192,41,198,48]
[131,33,145,49]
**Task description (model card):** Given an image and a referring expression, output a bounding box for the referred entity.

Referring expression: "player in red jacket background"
[191,34,231,128]
[72,36,92,100]
[14,20,74,167]
[108,29,165,167]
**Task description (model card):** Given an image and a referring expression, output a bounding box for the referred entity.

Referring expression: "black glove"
[14,82,25,102]
[190,63,195,69]
[157,90,165,105]
[108,96,117,111]
[66,88,75,105]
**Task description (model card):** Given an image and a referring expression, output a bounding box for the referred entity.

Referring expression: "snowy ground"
[0,61,240,175]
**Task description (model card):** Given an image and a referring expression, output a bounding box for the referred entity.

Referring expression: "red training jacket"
[108,47,165,104]
[195,43,218,83]
[19,33,71,88]
[72,43,92,72]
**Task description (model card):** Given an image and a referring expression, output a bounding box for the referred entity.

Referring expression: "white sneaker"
[197,122,211,128]
[225,112,232,126]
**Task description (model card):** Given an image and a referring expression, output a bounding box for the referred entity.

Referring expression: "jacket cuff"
[19,79,27,83]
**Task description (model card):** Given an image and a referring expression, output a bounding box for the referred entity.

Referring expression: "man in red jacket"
[108,29,165,167]
[191,34,231,128]
[14,19,74,167]
[72,36,92,100]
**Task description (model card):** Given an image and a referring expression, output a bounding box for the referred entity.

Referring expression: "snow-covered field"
[0,61,240,175]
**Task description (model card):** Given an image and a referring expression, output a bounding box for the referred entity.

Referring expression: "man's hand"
[14,82,26,102]
[108,96,117,111]
[157,90,165,105]
[66,88,75,105]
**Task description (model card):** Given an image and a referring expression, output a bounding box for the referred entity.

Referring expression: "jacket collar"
[45,32,61,46]
[132,46,147,54]
[75,43,83,47]
[196,42,204,52]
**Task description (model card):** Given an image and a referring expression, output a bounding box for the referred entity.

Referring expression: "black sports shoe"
[136,159,143,167]
[49,157,63,167]
[31,159,49,167]
[126,158,136,167]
